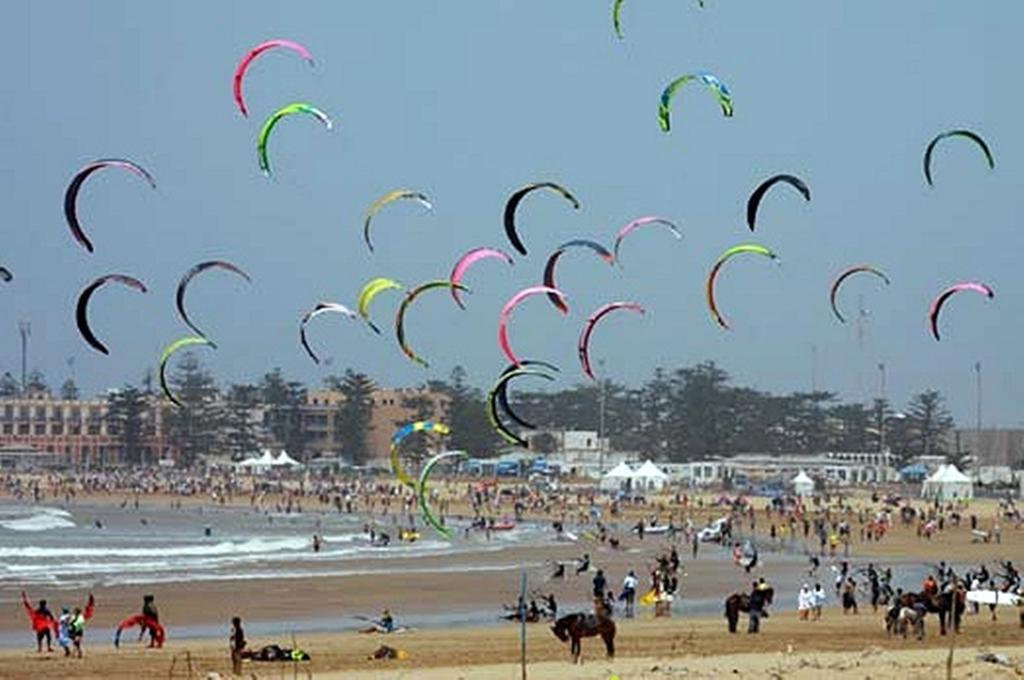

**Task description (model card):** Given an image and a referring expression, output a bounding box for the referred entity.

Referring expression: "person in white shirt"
[797,584,813,621]
[811,582,826,620]
[620,570,639,618]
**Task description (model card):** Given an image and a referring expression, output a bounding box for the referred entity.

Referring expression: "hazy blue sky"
[1,2,1020,426]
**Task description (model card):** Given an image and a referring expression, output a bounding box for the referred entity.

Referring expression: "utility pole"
[811,344,818,392]
[18,321,30,393]
[974,361,982,433]
[598,359,607,475]
[856,296,868,401]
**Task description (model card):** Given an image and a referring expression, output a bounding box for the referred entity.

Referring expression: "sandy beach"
[2,484,1021,678]
[0,612,1021,679]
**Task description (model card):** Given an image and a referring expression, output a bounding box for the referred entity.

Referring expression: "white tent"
[599,462,636,491]
[921,464,974,501]
[274,451,304,468]
[791,470,814,497]
[236,449,277,473]
[632,460,669,492]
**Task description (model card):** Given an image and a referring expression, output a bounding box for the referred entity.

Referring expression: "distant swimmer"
[204,526,212,537]
[94,519,103,529]
[312,534,322,553]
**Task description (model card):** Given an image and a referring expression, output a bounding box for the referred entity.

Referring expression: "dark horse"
[550,613,615,663]
[724,587,774,633]
[895,590,964,636]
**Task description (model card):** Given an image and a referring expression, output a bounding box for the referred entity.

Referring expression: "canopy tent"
[599,461,636,491]
[921,464,974,502]
[791,470,814,497]
[899,463,929,482]
[632,460,669,492]
[274,451,304,468]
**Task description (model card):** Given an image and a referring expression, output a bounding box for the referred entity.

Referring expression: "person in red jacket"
[21,591,56,653]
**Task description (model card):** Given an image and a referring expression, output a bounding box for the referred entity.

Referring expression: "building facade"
[303,388,450,463]
[0,392,175,466]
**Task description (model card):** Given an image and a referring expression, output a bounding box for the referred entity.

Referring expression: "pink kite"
[928,282,994,341]
[498,286,567,367]
[449,247,514,309]
[233,39,315,117]
[613,216,682,265]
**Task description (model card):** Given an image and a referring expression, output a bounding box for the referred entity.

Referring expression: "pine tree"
[223,383,264,460]
[165,353,223,466]
[334,370,376,465]
[106,385,152,464]
[59,378,80,400]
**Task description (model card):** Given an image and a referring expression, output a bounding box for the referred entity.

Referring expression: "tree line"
[1,358,959,469]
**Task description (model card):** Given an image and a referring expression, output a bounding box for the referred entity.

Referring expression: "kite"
[391,420,450,490]
[418,450,466,538]
[395,280,467,367]
[64,159,156,254]
[496,360,559,431]
[706,244,778,329]
[487,367,556,448]
[175,260,251,342]
[612,216,682,265]
[746,174,811,231]
[114,614,165,648]
[928,282,994,341]
[357,278,403,334]
[503,182,581,256]
[923,130,995,187]
[363,190,433,253]
[449,247,513,309]
[498,286,568,366]
[159,336,215,407]
[257,103,332,176]
[542,239,614,314]
[658,73,733,132]
[614,0,703,39]
[299,302,357,364]
[233,39,314,118]
[578,302,645,380]
[829,266,890,324]
[75,274,148,355]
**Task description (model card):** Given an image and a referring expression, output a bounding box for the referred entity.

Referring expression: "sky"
[0,1,1021,426]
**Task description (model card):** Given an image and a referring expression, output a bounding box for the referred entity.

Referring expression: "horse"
[724,587,774,633]
[550,613,615,664]
[897,589,964,635]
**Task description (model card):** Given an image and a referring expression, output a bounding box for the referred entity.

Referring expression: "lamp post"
[18,321,30,392]
[597,359,607,475]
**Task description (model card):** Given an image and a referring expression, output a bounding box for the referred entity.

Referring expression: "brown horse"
[724,587,774,633]
[550,613,615,663]
[897,589,963,635]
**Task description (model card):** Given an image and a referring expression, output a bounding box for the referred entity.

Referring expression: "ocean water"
[0,502,544,590]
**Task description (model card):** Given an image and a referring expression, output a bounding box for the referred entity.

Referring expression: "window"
[87,425,100,436]
[70,425,81,435]
[2,405,11,419]
[51,424,63,435]
[34,407,45,420]
[34,424,46,435]
[17,424,29,435]
[2,424,11,434]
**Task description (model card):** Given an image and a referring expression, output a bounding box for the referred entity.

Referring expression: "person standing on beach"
[812,583,826,620]
[21,592,55,653]
[592,569,607,600]
[142,595,160,647]
[747,581,765,634]
[621,570,638,618]
[230,616,247,675]
[68,607,85,658]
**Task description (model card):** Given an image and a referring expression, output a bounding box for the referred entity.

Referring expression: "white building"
[661,451,896,488]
